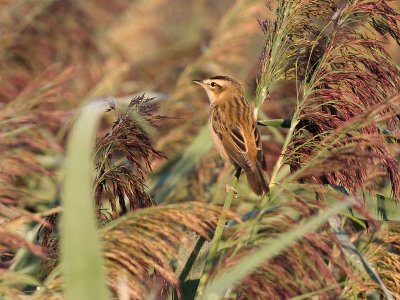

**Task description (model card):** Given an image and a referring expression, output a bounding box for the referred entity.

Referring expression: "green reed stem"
[195,168,241,299]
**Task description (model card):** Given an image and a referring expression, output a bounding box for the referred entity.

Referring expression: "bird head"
[193,75,243,103]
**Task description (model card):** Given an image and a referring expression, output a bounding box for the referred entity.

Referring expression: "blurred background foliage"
[1,0,400,299]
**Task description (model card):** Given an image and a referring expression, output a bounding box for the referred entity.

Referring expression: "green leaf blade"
[61,101,110,300]
[201,200,352,300]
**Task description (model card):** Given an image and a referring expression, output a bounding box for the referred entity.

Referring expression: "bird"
[193,75,269,195]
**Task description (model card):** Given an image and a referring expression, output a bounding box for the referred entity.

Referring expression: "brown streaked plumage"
[193,75,269,195]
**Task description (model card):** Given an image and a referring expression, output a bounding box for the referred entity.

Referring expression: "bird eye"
[210,82,216,87]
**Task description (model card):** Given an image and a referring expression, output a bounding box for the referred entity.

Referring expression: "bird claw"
[225,184,240,198]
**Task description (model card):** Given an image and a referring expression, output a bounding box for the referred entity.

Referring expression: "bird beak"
[193,79,204,86]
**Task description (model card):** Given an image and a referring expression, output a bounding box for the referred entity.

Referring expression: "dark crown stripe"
[210,75,236,82]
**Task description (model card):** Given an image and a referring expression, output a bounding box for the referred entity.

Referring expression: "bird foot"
[225,184,240,198]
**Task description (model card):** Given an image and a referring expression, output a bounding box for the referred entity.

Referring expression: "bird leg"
[225,167,242,198]
[225,183,238,195]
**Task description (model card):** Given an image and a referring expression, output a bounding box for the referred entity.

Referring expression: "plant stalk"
[270,119,298,185]
[246,118,299,243]
[195,168,241,299]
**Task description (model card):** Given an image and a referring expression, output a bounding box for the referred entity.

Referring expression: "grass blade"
[257,119,291,128]
[328,217,394,300]
[201,199,352,300]
[61,100,110,300]
[151,125,212,203]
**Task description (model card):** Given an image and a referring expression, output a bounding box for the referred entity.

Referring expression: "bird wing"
[221,125,255,171]
[211,105,262,172]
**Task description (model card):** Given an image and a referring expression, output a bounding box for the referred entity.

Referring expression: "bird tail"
[246,164,269,196]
